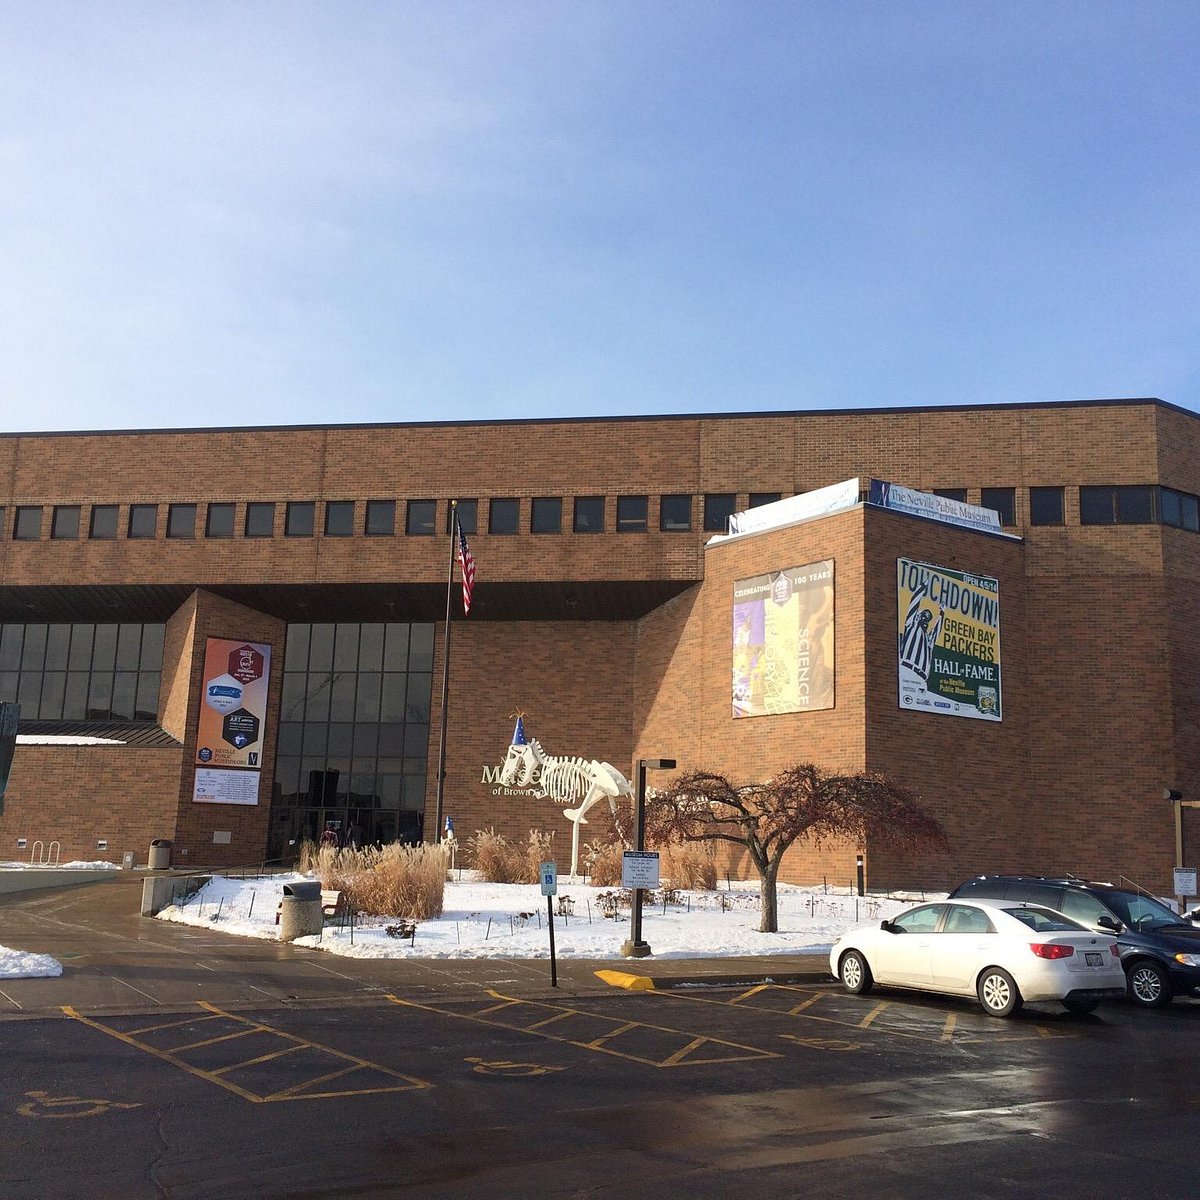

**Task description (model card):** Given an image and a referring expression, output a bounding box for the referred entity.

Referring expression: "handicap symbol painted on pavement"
[17,1090,142,1119]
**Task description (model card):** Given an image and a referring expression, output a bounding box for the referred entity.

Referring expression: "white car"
[829,899,1126,1017]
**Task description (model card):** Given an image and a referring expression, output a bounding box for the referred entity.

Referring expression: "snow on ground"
[0,860,120,870]
[0,946,63,978]
[155,871,941,961]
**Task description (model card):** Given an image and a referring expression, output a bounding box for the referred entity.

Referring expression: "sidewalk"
[0,875,831,1018]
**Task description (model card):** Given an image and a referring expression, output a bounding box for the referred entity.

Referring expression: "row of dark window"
[0,622,165,722]
[0,495,746,541]
[3,485,1199,541]
[931,485,1200,531]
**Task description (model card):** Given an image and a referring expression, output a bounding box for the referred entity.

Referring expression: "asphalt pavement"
[0,873,830,1017]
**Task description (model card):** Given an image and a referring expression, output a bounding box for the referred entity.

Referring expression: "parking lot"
[4,878,1200,1199]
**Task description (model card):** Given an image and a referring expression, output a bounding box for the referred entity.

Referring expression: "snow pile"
[0,946,63,979]
[156,872,936,961]
[0,860,121,870]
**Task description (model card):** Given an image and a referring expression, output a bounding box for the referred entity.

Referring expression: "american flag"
[456,521,476,615]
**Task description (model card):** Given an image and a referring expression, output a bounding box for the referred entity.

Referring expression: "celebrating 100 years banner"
[732,560,834,718]
[897,558,1001,721]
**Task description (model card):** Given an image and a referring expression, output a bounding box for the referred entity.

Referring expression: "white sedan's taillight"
[1030,943,1075,959]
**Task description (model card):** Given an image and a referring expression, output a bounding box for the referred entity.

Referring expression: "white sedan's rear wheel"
[977,967,1023,1017]
[839,949,873,995]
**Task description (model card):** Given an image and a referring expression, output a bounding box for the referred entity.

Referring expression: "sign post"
[621,758,675,959]
[540,861,558,987]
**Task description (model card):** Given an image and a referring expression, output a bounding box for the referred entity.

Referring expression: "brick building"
[1,397,1197,892]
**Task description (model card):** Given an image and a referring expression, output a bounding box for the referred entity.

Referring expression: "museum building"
[1,396,1198,893]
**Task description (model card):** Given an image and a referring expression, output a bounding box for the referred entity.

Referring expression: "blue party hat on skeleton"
[512,714,527,745]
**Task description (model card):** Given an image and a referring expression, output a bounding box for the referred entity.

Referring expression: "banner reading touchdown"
[897,558,1001,721]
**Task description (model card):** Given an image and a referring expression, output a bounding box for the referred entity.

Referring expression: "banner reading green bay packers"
[897,558,1001,721]
[733,560,834,718]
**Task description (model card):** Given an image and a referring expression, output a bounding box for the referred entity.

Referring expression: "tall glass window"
[0,622,164,721]
[272,622,434,850]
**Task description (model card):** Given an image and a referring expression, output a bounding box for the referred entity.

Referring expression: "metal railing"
[28,840,61,867]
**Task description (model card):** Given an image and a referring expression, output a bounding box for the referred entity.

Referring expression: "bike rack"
[28,840,62,867]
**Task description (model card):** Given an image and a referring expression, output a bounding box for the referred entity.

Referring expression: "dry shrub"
[344,844,446,920]
[469,828,525,884]
[296,839,319,875]
[583,840,623,887]
[468,828,556,884]
[305,843,447,919]
[660,841,718,890]
[523,829,555,883]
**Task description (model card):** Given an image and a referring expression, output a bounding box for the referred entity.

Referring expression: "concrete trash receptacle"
[279,894,324,941]
[148,839,172,869]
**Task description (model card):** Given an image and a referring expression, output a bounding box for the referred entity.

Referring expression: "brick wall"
[1,745,182,866]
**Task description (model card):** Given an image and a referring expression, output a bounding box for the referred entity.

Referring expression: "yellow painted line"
[594,969,655,991]
[170,1028,258,1053]
[787,993,828,1015]
[659,1036,709,1067]
[940,1013,958,1042]
[583,1020,641,1048]
[62,1007,265,1104]
[265,1064,359,1101]
[857,1002,890,1028]
[209,1043,307,1076]
[127,1014,222,1037]
[64,1003,432,1103]
[386,992,779,1068]
[525,1010,580,1030]
[729,984,769,1004]
[647,985,1078,1045]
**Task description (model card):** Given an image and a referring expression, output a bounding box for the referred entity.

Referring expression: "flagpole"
[433,501,457,844]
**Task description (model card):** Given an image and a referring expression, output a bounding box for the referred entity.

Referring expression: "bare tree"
[647,764,947,933]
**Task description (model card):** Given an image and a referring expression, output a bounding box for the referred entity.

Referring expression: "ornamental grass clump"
[305,842,446,920]
[346,844,446,921]
[583,840,623,887]
[659,841,718,890]
[468,827,556,883]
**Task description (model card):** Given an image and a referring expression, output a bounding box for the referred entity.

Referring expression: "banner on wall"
[194,638,272,773]
[732,560,834,718]
[897,558,1001,721]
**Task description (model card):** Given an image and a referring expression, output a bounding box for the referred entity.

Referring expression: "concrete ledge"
[0,869,119,895]
[140,874,210,916]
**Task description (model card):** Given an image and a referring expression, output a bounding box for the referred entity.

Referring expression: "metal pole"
[856,854,865,897]
[433,502,457,843]
[547,894,557,987]
[630,760,647,949]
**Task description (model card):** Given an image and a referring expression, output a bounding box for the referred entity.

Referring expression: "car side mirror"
[1096,914,1122,933]
[1188,907,1200,923]
[881,919,895,933]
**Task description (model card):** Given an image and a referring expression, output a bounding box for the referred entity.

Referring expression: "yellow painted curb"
[594,969,656,991]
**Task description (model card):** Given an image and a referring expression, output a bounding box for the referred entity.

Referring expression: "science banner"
[897,558,1001,721]
[732,560,834,718]
[194,638,272,771]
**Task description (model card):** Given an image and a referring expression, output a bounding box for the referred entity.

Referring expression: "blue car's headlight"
[1174,953,1200,968]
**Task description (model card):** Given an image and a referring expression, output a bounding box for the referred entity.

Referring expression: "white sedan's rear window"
[1004,905,1087,933]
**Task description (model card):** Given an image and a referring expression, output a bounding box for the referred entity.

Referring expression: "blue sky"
[2,2,1197,432]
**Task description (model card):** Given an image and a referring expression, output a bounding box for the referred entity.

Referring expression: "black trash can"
[148,839,172,869]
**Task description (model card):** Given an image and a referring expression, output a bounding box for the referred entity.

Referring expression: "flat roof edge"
[0,396,1179,440]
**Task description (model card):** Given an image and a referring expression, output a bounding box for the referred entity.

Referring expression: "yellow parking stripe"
[63,1003,432,1103]
[387,992,779,1068]
[857,1002,890,1028]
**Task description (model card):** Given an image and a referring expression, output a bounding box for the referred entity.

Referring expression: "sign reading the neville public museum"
[897,558,1002,722]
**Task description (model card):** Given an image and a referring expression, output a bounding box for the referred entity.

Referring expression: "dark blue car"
[947,875,1200,1009]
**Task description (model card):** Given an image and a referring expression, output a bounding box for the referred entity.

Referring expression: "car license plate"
[1085,952,1103,966]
